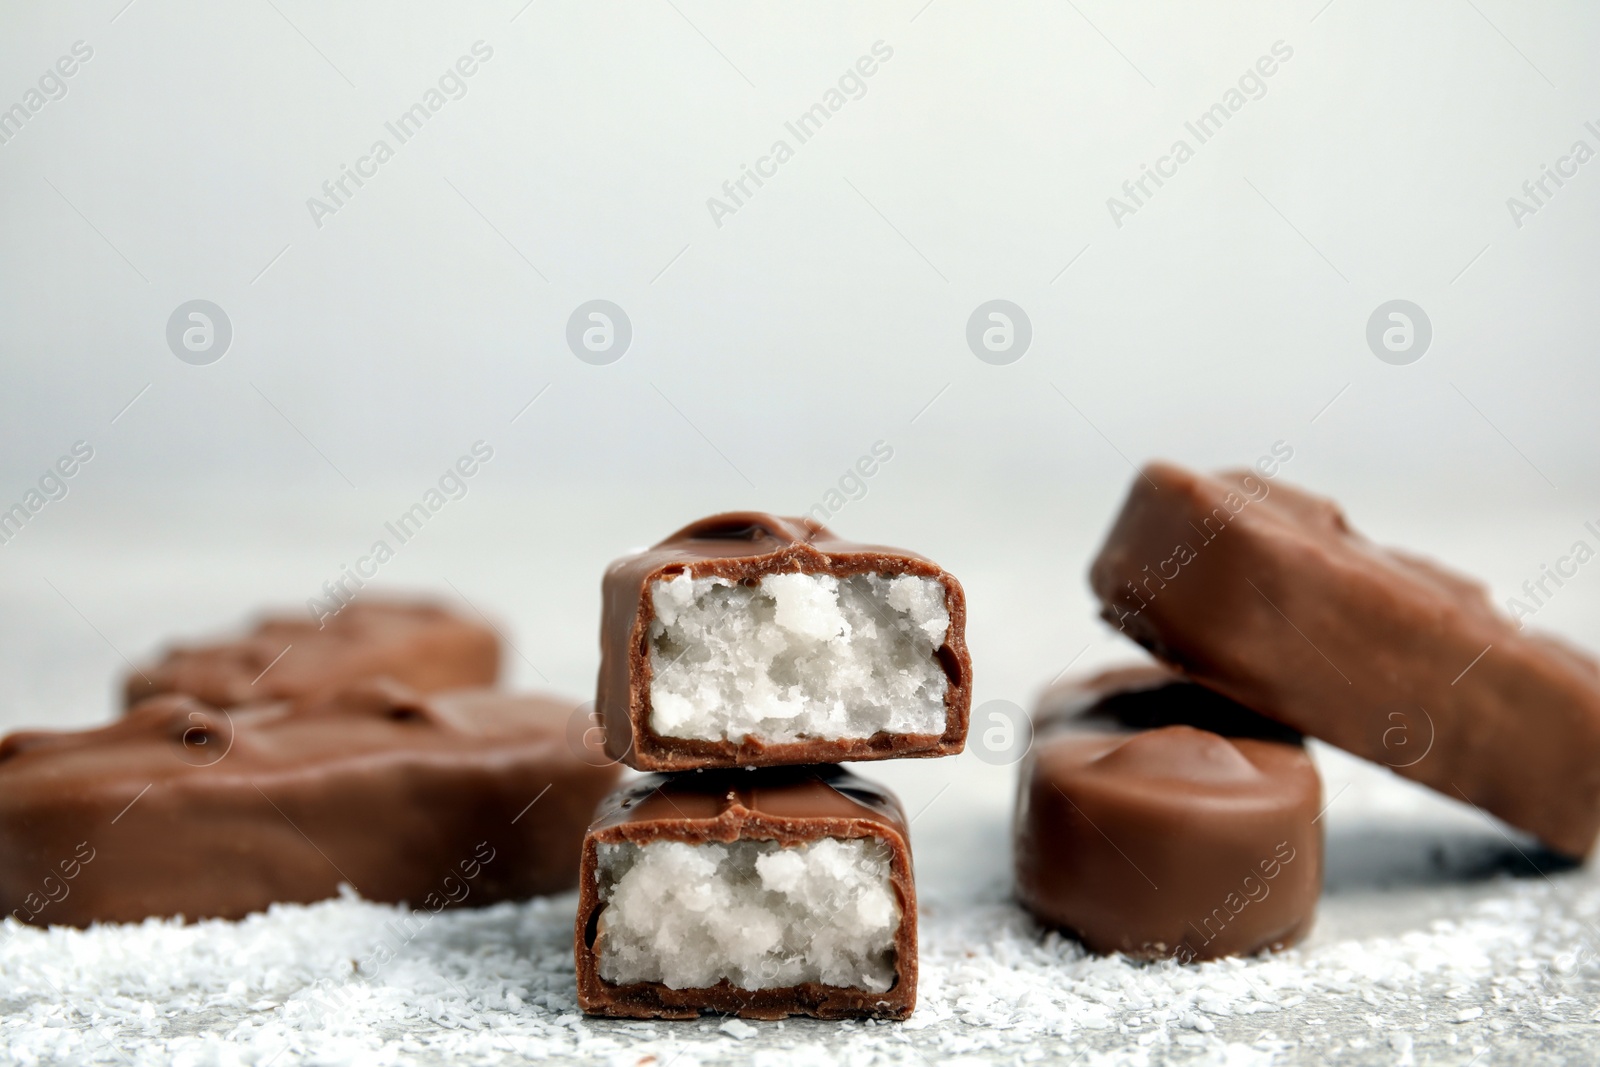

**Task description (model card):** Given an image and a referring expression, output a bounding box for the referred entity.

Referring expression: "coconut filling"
[646,571,951,743]
[594,837,900,992]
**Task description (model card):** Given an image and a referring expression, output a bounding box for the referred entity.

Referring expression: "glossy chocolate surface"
[125,600,500,709]
[575,765,917,1020]
[1017,670,1322,960]
[597,512,971,770]
[1,681,619,926]
[1037,662,1303,744]
[1089,463,1600,858]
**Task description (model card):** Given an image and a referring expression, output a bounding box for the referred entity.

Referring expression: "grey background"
[1,3,1598,1063]
[2,0,1597,727]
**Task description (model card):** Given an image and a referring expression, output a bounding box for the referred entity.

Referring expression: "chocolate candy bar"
[125,600,500,709]
[1090,462,1600,858]
[0,681,619,926]
[597,512,971,770]
[1036,662,1302,744]
[1016,667,1322,960]
[575,765,917,1020]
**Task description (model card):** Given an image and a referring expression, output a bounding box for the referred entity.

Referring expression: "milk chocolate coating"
[1090,462,1600,858]
[125,600,500,709]
[597,512,971,771]
[1016,672,1322,960]
[1037,662,1303,745]
[575,765,917,1020]
[0,681,619,926]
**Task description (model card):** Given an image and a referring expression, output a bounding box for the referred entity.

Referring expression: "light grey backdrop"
[2,0,1597,730]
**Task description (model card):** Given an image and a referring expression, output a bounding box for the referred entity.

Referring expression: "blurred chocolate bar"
[125,599,499,709]
[1,681,618,926]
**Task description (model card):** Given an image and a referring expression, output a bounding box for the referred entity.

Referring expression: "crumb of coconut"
[2,871,1597,1066]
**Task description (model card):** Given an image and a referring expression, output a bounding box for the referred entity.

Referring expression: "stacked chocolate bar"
[574,513,973,1020]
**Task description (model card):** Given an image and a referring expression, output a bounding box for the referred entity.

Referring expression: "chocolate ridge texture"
[0,680,619,926]
[1016,668,1322,960]
[124,599,501,710]
[597,511,971,770]
[1089,461,1600,858]
[575,765,918,1020]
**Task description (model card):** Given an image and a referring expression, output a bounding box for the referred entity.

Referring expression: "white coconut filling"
[595,837,900,992]
[647,572,951,743]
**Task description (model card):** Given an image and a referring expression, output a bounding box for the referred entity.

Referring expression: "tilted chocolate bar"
[0,681,619,926]
[575,765,917,1020]
[597,512,971,770]
[1016,667,1322,961]
[1089,462,1600,858]
[125,599,500,709]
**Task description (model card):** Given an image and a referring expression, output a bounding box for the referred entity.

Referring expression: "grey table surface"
[2,496,1598,1065]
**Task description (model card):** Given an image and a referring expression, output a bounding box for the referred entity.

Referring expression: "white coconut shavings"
[2,872,1598,1066]
[595,837,900,992]
[647,572,950,743]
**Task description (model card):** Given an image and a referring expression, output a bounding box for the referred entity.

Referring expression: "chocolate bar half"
[125,599,500,709]
[1089,462,1600,858]
[575,765,917,1020]
[1017,665,1322,961]
[0,681,619,926]
[597,512,971,770]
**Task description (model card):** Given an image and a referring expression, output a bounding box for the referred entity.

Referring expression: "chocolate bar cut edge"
[597,512,972,770]
[574,766,919,1020]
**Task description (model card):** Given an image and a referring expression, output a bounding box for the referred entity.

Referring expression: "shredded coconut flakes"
[3,866,1597,1065]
